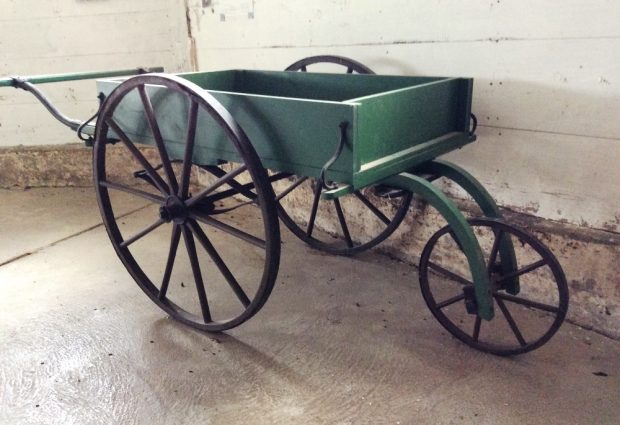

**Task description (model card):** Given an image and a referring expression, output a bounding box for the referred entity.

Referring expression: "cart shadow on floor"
[145,316,314,389]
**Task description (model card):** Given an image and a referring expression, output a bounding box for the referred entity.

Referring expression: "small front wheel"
[419,218,569,355]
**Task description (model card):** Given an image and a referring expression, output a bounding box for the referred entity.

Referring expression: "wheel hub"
[159,196,188,224]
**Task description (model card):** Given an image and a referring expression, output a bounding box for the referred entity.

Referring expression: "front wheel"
[419,218,569,355]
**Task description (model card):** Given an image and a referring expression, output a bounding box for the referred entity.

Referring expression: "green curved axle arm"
[415,160,520,295]
[381,172,495,320]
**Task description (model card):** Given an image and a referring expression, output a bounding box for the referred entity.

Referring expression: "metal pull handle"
[0,67,164,88]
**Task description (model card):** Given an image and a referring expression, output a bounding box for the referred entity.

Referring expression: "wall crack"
[185,0,198,71]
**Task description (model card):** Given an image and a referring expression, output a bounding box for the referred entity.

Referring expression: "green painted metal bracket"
[414,160,520,295]
[0,67,164,88]
[381,172,495,320]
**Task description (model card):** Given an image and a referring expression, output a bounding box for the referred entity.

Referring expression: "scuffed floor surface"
[1,188,619,425]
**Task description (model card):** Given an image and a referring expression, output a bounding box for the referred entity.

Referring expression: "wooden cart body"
[97,70,474,189]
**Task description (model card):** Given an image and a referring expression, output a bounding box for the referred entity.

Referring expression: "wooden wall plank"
[193,0,620,49]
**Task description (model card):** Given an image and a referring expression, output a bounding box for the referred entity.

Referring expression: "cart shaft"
[0,66,164,138]
[0,67,163,88]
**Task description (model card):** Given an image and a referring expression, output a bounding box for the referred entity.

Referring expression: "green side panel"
[381,172,495,320]
[415,160,520,294]
[354,78,474,174]
[207,91,356,181]
[96,79,356,182]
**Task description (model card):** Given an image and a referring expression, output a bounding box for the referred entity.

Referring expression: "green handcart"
[0,56,568,355]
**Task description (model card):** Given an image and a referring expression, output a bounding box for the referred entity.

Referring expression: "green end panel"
[381,172,495,320]
[354,78,473,165]
[97,77,356,182]
[414,160,520,295]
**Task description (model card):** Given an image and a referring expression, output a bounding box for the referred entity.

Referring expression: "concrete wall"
[188,0,620,234]
[0,0,191,147]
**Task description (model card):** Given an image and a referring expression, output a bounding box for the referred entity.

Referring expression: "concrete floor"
[0,188,618,425]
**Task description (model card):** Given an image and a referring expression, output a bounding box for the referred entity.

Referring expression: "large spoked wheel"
[276,55,412,255]
[93,74,280,332]
[419,218,568,355]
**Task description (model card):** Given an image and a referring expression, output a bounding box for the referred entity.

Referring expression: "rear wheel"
[93,74,280,332]
[276,55,412,255]
[285,55,375,74]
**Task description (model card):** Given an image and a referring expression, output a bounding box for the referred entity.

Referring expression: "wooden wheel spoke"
[495,296,527,346]
[354,191,390,225]
[494,292,560,313]
[106,118,169,194]
[496,259,547,283]
[120,218,165,248]
[99,181,165,204]
[201,165,257,201]
[186,165,248,208]
[306,182,323,237]
[448,230,464,251]
[159,224,181,300]
[472,316,482,342]
[487,229,504,271]
[181,226,212,323]
[190,212,266,249]
[203,170,292,204]
[436,293,465,309]
[333,198,353,248]
[178,100,199,199]
[138,85,178,194]
[427,261,473,286]
[276,176,308,202]
[208,178,257,202]
[188,220,251,308]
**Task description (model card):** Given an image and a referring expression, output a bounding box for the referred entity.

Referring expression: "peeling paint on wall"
[208,0,255,22]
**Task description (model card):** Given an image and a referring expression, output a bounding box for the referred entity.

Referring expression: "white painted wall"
[1,0,618,233]
[188,0,620,232]
[0,0,190,147]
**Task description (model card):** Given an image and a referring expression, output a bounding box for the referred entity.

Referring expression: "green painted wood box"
[97,70,475,189]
